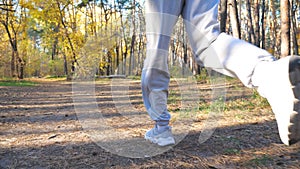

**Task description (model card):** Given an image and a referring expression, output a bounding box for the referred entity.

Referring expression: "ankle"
[156,125,170,133]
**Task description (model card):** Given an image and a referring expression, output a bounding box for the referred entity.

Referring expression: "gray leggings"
[141,0,274,126]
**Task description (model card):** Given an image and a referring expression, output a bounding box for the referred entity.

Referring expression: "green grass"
[127,75,141,80]
[225,90,269,112]
[223,148,241,155]
[0,80,38,87]
[45,75,67,79]
[246,155,273,166]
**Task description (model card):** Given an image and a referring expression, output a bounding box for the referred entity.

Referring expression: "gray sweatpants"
[141,0,275,126]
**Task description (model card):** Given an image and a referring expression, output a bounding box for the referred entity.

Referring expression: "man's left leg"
[142,0,184,146]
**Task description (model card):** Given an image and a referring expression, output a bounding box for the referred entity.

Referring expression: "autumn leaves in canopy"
[0,0,299,79]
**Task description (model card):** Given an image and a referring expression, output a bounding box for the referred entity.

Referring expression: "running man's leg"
[142,0,183,129]
[182,0,274,87]
[182,0,300,145]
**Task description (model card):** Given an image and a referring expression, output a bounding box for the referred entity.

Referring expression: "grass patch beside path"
[0,80,38,86]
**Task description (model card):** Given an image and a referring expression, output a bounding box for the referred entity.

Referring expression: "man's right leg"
[182,0,300,145]
[200,34,300,145]
[142,0,183,146]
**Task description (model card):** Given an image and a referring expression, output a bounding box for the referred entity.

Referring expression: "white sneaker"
[254,56,300,145]
[144,125,175,146]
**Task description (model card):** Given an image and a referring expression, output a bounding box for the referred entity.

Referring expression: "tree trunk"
[219,0,228,33]
[11,50,17,77]
[51,25,59,60]
[116,44,120,74]
[291,0,299,55]
[2,23,21,78]
[62,51,68,76]
[261,0,266,49]
[119,11,128,75]
[280,0,291,57]
[56,0,78,75]
[246,0,256,43]
[18,54,25,79]
[129,0,136,76]
[229,0,241,39]
[1,1,19,78]
[270,0,277,55]
[254,0,260,46]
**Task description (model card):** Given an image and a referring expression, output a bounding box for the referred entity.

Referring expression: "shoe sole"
[288,56,300,145]
[145,135,175,146]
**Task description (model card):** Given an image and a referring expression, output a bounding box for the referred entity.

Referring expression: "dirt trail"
[0,79,300,168]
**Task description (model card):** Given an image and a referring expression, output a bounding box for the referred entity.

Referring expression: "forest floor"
[1,77,300,169]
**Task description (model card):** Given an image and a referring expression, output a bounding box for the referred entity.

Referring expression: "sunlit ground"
[0,78,300,168]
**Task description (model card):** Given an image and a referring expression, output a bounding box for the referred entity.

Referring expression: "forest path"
[0,78,299,168]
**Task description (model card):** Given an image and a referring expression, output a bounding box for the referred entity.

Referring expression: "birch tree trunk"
[280,0,291,57]
[229,0,241,39]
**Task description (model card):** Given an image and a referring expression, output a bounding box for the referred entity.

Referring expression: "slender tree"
[129,0,136,75]
[280,0,291,57]
[254,0,260,46]
[269,0,277,55]
[219,0,228,33]
[261,0,266,49]
[291,0,299,55]
[0,0,25,79]
[246,0,256,43]
[229,0,241,39]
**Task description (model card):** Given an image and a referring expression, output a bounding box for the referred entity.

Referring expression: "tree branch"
[0,6,15,12]
[0,3,14,6]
